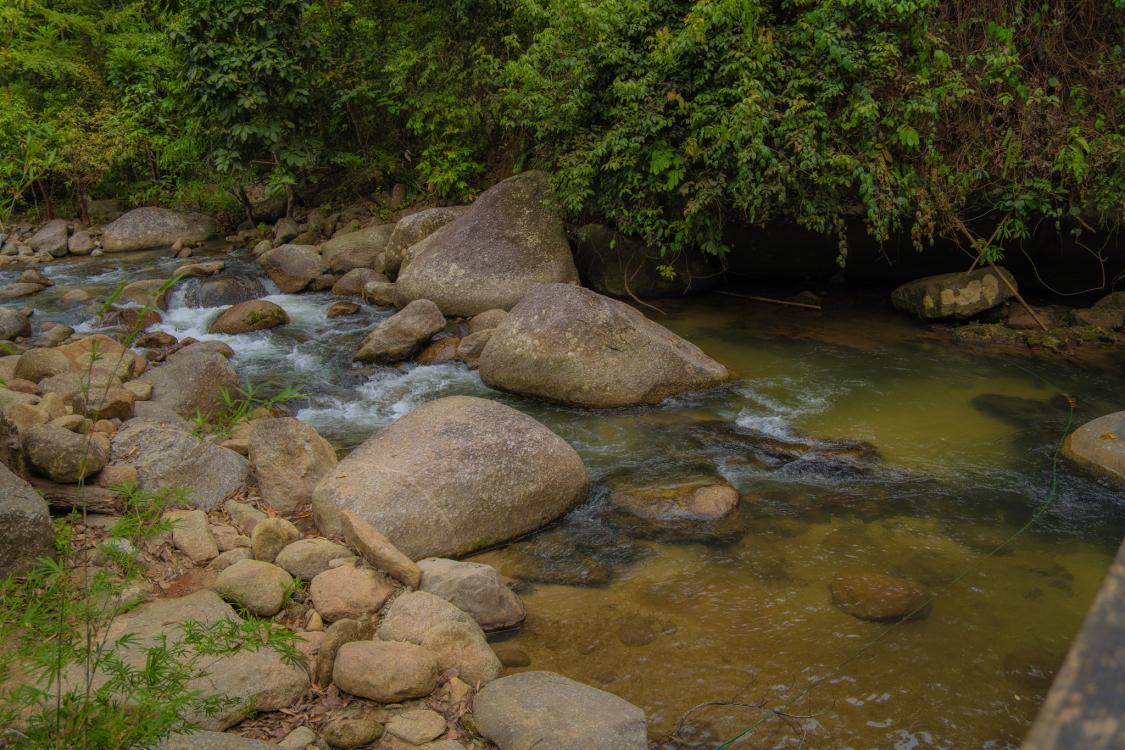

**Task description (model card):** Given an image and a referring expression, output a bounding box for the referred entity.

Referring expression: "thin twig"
[716,290,822,310]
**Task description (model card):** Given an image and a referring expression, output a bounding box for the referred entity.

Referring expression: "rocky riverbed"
[0,173,1123,749]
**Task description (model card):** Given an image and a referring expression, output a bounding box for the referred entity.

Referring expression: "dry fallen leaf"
[1098,432,1119,440]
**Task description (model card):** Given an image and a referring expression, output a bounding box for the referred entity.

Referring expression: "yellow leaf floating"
[1099,433,1119,440]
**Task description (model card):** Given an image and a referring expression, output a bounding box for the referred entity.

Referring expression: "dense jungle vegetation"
[2,0,1123,262]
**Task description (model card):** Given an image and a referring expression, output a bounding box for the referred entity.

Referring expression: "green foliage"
[0,484,301,750]
[172,0,319,189]
[192,382,308,439]
[1,0,1119,263]
[502,0,1124,263]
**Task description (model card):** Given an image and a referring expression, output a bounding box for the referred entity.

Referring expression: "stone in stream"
[327,301,360,318]
[415,337,459,364]
[479,283,731,408]
[27,219,69,257]
[353,299,446,363]
[94,590,307,730]
[248,417,338,513]
[611,480,739,521]
[320,223,394,273]
[111,418,249,509]
[0,462,54,577]
[312,395,589,558]
[394,172,579,316]
[101,207,217,252]
[67,231,95,255]
[186,275,267,308]
[472,671,648,750]
[362,280,396,307]
[0,282,45,300]
[208,299,289,334]
[383,205,466,277]
[138,349,239,419]
[331,267,387,296]
[1062,411,1125,484]
[418,557,525,631]
[829,570,930,622]
[259,244,328,293]
[332,640,439,702]
[890,267,1016,320]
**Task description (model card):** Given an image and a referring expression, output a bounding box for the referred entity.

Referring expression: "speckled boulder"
[891,267,1016,320]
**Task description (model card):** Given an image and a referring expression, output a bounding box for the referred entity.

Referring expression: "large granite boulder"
[320,224,394,273]
[418,558,525,631]
[185,276,267,308]
[393,172,579,316]
[479,283,731,408]
[574,223,722,298]
[139,350,239,419]
[312,395,588,558]
[259,244,328,293]
[353,299,445,363]
[0,463,54,576]
[473,671,648,750]
[112,419,250,509]
[1062,411,1125,484]
[102,207,217,252]
[28,219,69,257]
[383,206,466,277]
[891,267,1016,320]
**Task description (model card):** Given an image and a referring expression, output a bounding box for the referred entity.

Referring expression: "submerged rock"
[312,395,588,558]
[479,283,731,408]
[611,480,739,520]
[394,172,579,316]
[891,267,1016,320]
[830,570,930,622]
[102,207,217,252]
[473,671,648,750]
[1062,411,1125,484]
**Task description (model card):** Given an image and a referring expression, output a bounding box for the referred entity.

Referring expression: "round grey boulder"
[393,172,579,316]
[312,395,588,558]
[479,283,731,408]
[102,207,217,252]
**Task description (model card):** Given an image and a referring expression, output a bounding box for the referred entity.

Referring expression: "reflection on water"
[7,249,1124,748]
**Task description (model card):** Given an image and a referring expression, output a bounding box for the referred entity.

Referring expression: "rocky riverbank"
[1,171,1123,749]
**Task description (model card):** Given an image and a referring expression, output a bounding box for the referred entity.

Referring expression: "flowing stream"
[7,245,1125,749]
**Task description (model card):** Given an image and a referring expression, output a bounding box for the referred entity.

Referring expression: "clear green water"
[10,252,1124,749]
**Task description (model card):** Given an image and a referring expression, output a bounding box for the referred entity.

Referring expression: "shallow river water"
[7,246,1124,749]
